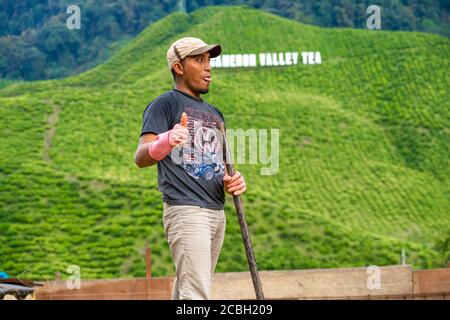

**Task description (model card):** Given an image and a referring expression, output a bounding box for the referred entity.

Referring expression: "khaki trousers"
[163,202,226,300]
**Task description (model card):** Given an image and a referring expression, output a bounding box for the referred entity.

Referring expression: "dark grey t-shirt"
[140,88,226,209]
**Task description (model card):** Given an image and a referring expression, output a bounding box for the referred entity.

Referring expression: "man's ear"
[173,62,184,77]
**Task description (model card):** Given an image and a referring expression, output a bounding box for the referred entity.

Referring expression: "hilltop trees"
[0,0,448,80]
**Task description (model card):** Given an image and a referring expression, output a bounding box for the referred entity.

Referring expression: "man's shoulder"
[150,90,178,106]
[143,90,178,114]
[204,101,224,121]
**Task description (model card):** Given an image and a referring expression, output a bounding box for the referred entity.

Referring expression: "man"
[134,37,246,300]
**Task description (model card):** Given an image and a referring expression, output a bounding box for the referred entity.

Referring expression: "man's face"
[180,52,212,95]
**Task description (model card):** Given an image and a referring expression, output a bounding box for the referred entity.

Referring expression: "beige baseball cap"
[167,37,222,70]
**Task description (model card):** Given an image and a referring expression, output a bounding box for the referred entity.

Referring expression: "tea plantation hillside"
[0,6,448,280]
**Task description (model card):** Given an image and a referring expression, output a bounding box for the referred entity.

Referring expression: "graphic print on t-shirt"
[179,106,225,181]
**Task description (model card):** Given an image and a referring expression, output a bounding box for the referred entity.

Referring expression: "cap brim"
[188,44,222,58]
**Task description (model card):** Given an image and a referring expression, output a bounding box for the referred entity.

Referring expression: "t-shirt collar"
[173,88,203,102]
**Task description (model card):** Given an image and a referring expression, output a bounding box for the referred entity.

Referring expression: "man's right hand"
[169,123,189,147]
[135,113,190,167]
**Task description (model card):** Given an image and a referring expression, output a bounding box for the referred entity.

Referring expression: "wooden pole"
[217,122,264,300]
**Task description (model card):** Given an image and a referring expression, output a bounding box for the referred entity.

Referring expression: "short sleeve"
[140,95,175,137]
[212,105,225,128]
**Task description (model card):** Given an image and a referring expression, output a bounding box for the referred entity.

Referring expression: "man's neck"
[174,82,200,100]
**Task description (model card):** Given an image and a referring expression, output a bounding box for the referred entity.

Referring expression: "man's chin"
[198,88,209,95]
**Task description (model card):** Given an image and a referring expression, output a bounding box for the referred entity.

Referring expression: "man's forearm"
[136,116,189,168]
[135,130,178,167]
[135,142,158,168]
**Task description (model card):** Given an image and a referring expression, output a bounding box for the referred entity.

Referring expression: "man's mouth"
[203,76,212,83]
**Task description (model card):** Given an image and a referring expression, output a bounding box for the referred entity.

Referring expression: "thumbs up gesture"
[169,112,190,147]
[180,112,187,128]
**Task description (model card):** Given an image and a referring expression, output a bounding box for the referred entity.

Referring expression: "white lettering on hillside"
[211,51,321,68]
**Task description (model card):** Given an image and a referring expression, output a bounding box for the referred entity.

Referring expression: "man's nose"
[205,62,211,71]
